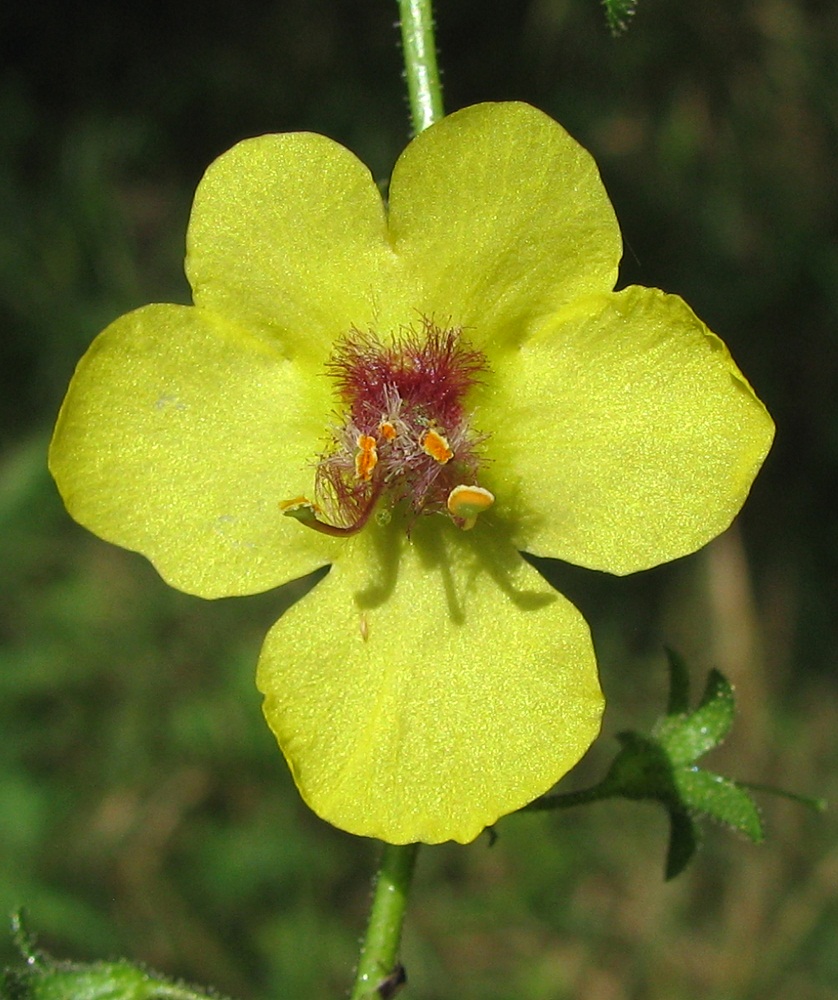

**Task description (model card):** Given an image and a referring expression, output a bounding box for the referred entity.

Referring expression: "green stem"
[397,0,444,133]
[344,10,439,996]
[521,782,615,812]
[350,842,419,999]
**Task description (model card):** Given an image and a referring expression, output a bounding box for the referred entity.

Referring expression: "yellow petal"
[49,303,338,597]
[185,132,404,357]
[256,519,603,844]
[184,105,622,357]
[486,286,774,574]
[388,102,622,352]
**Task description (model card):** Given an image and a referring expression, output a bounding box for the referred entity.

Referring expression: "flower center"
[282,320,494,536]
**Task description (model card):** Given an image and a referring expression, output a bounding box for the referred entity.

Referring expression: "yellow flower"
[49,102,774,844]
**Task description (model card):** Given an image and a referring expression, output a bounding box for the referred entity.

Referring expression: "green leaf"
[601,0,638,36]
[665,646,691,716]
[3,916,231,1000]
[2,963,227,1000]
[674,768,764,842]
[665,810,700,881]
[524,653,815,880]
[656,669,734,766]
[737,781,828,814]
[606,732,676,802]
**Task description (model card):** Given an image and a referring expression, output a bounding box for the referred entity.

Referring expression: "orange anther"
[354,434,378,481]
[421,428,453,464]
[280,496,322,528]
[378,420,398,442]
[446,484,495,529]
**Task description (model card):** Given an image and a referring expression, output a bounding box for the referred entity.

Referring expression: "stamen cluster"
[295,320,491,535]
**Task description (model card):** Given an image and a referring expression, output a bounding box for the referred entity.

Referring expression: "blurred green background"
[1,0,836,997]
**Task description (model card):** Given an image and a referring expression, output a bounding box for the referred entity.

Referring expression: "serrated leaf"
[697,669,734,715]
[27,963,152,1000]
[523,657,813,882]
[657,669,735,766]
[674,768,764,842]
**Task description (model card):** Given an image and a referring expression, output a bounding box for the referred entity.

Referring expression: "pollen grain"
[378,420,398,442]
[421,428,454,464]
[354,434,379,481]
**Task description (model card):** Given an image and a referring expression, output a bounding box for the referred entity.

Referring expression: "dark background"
[1,1,836,998]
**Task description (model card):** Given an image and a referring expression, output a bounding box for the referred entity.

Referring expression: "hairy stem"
[350,843,419,999]
[397,0,444,133]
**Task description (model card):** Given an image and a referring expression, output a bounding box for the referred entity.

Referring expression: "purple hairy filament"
[282,319,494,536]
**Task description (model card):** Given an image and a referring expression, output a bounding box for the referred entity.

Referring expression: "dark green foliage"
[2,913,228,1000]
[527,653,770,879]
[601,0,637,36]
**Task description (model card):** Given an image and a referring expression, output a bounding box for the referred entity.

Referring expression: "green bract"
[49,103,774,844]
